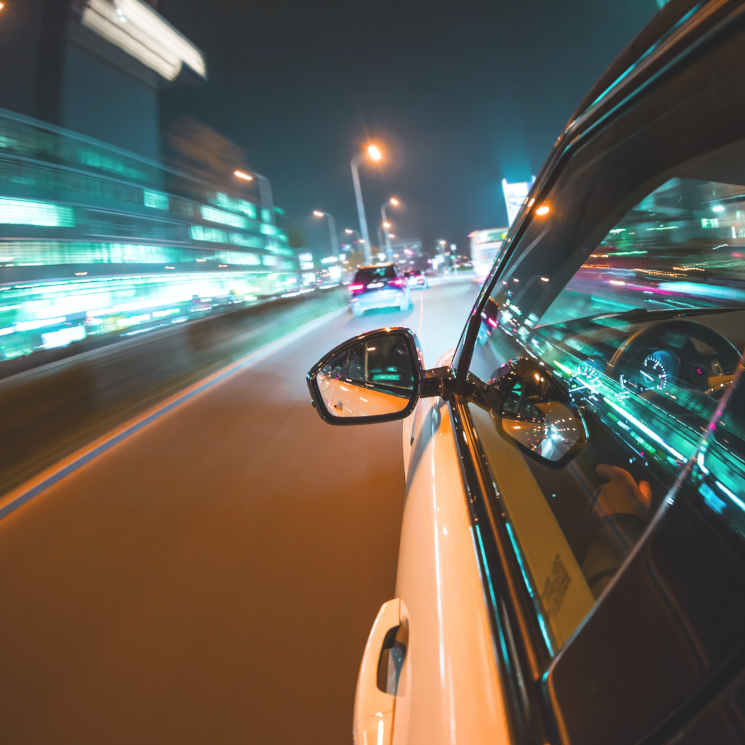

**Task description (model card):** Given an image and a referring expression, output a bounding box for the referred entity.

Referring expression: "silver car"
[348,263,411,317]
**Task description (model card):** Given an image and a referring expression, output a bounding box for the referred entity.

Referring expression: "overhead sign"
[82,0,207,81]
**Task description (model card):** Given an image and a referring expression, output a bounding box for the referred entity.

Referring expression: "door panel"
[393,397,511,745]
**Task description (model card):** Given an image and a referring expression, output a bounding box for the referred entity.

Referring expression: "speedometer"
[640,350,677,391]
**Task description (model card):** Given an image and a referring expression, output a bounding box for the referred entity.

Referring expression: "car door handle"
[353,598,401,745]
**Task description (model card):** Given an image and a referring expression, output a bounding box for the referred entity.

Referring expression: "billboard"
[501,178,534,226]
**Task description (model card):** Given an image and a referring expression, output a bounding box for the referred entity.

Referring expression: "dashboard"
[610,317,741,397]
[538,308,745,443]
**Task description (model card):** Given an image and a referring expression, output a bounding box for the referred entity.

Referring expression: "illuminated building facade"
[0,109,297,361]
[0,2,298,363]
[0,0,205,160]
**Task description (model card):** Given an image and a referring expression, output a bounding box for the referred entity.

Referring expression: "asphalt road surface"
[0,278,478,745]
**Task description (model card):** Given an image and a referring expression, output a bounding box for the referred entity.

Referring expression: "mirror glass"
[316,331,417,419]
[499,366,584,462]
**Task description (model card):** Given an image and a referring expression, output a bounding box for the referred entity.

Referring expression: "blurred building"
[0,2,298,365]
[0,0,205,160]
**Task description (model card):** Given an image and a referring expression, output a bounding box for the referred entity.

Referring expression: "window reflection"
[469,169,745,651]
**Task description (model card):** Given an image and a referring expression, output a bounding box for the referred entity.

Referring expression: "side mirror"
[307,327,424,425]
[494,358,586,464]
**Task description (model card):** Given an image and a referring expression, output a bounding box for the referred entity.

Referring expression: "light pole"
[380,196,401,260]
[233,168,275,224]
[312,210,340,257]
[350,143,383,264]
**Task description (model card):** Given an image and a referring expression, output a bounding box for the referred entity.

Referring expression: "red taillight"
[349,283,364,294]
[389,278,406,288]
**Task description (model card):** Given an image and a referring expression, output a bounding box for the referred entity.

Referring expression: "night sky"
[160,2,657,255]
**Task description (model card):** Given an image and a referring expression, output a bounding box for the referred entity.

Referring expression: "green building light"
[144,190,169,210]
[0,198,75,227]
[200,205,248,229]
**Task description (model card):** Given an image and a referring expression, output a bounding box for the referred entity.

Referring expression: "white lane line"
[0,306,347,521]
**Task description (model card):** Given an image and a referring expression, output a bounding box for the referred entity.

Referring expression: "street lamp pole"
[349,143,383,264]
[380,197,401,261]
[254,171,274,224]
[380,204,391,260]
[350,155,371,263]
[313,210,340,257]
[234,168,274,224]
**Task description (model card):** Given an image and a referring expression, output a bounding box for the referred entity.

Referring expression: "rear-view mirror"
[307,328,423,425]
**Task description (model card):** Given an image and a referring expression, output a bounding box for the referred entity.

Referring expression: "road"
[0,279,478,745]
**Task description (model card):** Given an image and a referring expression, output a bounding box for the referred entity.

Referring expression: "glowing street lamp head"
[535,203,551,217]
[388,196,401,207]
[366,143,383,162]
[233,169,253,182]
[0,2,6,12]
[383,221,392,229]
[312,210,325,219]
[344,228,354,235]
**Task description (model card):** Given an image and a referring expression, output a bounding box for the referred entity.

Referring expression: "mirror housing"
[492,358,586,464]
[307,327,425,425]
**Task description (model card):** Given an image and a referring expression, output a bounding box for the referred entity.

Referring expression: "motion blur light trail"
[0,109,299,365]
[0,303,347,521]
[0,288,347,498]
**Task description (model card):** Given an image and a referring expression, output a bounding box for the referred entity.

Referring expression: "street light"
[343,227,363,251]
[380,195,402,260]
[350,142,384,263]
[233,168,275,224]
[367,143,383,162]
[312,210,340,257]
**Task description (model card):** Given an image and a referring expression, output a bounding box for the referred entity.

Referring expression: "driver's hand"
[594,464,652,519]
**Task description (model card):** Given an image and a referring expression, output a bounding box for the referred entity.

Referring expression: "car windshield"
[353,265,397,284]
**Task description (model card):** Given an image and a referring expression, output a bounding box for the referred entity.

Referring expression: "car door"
[447,4,745,743]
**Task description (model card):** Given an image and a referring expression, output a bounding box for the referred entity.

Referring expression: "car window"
[353,265,396,284]
[467,157,745,653]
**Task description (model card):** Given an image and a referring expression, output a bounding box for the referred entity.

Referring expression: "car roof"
[565,0,718,142]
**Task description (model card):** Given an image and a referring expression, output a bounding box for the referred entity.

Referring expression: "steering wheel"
[609,319,741,394]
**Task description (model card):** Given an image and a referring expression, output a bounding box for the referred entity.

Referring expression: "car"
[315,268,339,289]
[348,263,411,317]
[404,269,428,290]
[307,3,745,744]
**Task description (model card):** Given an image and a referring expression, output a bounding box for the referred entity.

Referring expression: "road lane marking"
[0,306,347,521]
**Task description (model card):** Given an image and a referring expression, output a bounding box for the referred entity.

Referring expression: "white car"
[349,263,411,317]
[404,269,428,290]
[308,3,745,743]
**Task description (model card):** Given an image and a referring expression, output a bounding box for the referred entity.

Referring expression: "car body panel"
[392,395,511,745]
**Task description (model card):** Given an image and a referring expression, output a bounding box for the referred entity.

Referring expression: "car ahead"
[348,263,410,317]
[308,3,745,744]
[404,269,428,290]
